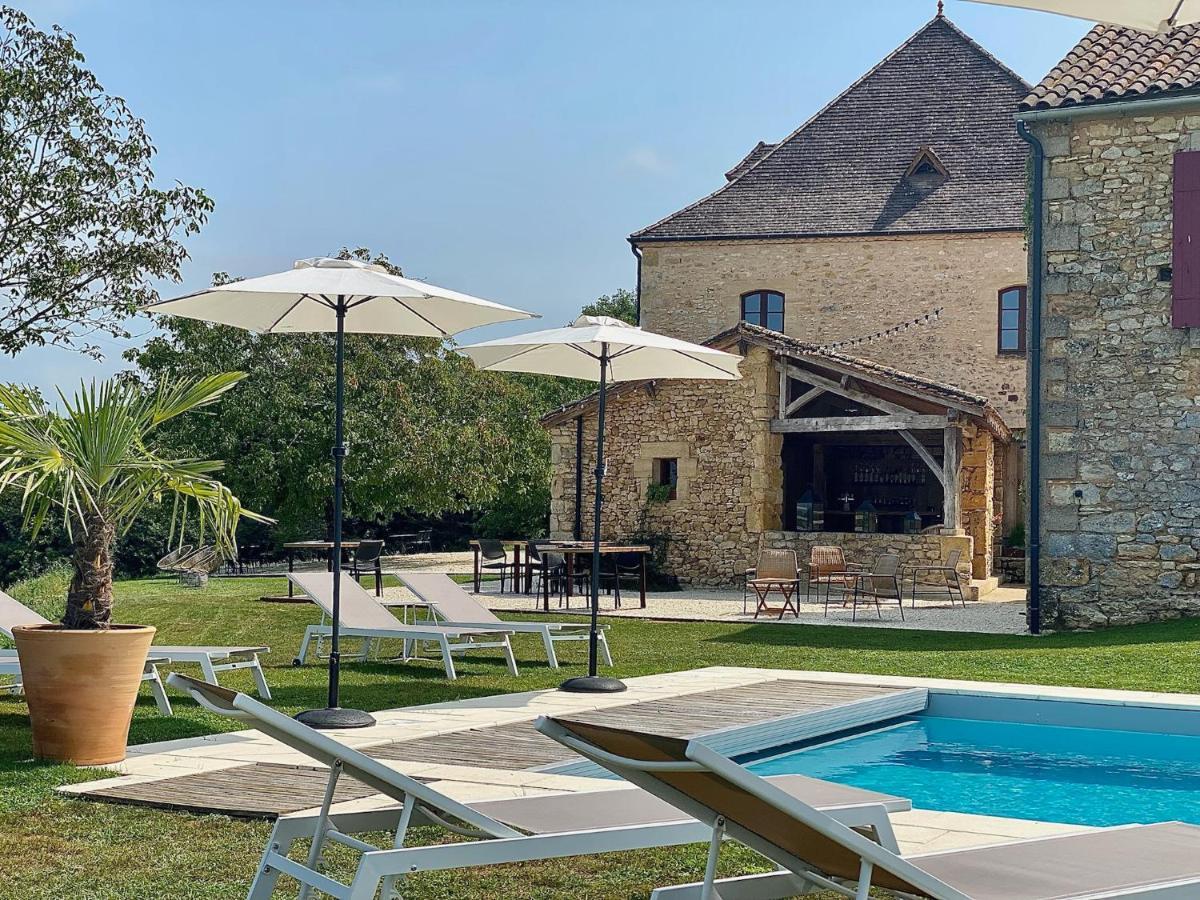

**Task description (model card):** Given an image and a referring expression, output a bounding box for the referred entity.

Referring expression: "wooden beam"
[781,363,910,415]
[783,356,982,416]
[784,386,824,416]
[770,414,948,433]
[943,424,962,530]
[899,429,945,487]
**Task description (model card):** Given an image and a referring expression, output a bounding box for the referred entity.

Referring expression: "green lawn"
[2,574,1199,898]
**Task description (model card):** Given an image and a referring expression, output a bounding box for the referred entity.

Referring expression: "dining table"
[259,540,362,602]
[469,539,652,610]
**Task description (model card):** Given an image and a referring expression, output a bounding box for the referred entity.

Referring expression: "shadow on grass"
[703,616,1200,653]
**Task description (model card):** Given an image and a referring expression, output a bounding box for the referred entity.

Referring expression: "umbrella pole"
[297,296,376,728]
[560,343,626,694]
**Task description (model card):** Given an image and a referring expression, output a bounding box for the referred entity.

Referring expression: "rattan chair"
[808,545,862,608]
[748,548,802,619]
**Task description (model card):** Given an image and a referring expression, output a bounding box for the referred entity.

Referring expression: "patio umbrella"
[963,0,1200,31]
[459,315,742,693]
[148,257,536,728]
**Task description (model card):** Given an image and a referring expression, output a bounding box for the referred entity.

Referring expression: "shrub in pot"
[0,374,266,764]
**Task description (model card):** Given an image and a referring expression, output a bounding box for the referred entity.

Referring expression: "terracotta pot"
[13,623,156,765]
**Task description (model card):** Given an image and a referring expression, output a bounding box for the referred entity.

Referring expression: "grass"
[1,573,1199,897]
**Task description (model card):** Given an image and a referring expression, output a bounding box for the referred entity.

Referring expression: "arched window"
[997,285,1026,354]
[741,290,784,332]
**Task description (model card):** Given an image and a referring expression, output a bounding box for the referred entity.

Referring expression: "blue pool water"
[746,715,1200,827]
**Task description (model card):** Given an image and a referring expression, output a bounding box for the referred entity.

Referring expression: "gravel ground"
[380,575,1030,635]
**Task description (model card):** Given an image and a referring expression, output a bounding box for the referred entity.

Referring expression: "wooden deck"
[70,678,924,818]
[80,762,384,818]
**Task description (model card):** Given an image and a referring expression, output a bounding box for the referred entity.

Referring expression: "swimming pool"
[746,711,1200,828]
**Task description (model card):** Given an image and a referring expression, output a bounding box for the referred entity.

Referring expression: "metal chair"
[477,539,514,592]
[343,538,385,596]
[602,551,642,609]
[903,548,968,608]
[846,554,905,621]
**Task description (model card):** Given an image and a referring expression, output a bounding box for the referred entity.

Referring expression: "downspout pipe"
[629,239,643,325]
[1017,118,1044,636]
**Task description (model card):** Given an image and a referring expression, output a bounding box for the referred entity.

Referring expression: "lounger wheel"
[292,657,303,667]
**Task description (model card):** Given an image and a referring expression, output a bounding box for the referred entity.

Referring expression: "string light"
[821,307,944,352]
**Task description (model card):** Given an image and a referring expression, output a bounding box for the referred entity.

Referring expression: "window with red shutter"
[1172,151,1200,328]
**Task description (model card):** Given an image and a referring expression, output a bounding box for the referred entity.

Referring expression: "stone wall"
[762,531,973,580]
[637,231,1029,425]
[960,422,996,579]
[1031,108,1200,629]
[547,343,782,586]
[546,341,999,589]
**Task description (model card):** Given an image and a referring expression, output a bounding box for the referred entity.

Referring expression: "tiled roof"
[1022,24,1200,111]
[632,16,1030,242]
[540,322,1011,441]
[724,142,776,181]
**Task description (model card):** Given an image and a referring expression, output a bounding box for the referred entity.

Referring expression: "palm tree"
[0,373,267,628]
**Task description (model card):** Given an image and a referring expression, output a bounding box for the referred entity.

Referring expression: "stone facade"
[547,344,782,586]
[1031,107,1200,629]
[960,422,996,580]
[637,231,1029,426]
[546,339,1001,589]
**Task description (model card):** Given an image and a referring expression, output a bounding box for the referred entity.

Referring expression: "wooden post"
[943,420,962,532]
[778,360,789,419]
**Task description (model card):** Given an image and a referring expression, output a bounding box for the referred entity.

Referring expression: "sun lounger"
[397,572,612,669]
[0,588,270,715]
[288,572,518,680]
[537,716,1200,900]
[166,673,909,900]
[0,647,174,713]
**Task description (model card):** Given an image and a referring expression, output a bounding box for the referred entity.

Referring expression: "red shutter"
[1172,151,1200,327]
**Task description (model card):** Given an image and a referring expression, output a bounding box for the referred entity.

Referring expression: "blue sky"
[3,0,1087,396]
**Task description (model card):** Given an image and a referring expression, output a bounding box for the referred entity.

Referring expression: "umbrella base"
[558,675,627,694]
[295,707,377,729]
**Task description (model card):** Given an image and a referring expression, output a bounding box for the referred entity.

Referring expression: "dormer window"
[905,147,948,181]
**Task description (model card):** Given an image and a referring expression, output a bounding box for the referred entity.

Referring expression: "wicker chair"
[808,545,862,609]
[156,544,194,575]
[748,549,802,619]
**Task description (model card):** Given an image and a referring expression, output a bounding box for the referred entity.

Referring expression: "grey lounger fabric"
[398,572,611,669]
[913,822,1200,900]
[288,571,519,679]
[470,774,907,835]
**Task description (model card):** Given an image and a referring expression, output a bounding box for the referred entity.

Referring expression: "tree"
[0,7,212,357]
[580,288,637,325]
[0,375,267,628]
[130,254,592,543]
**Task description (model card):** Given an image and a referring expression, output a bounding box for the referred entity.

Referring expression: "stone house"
[1020,26,1200,628]
[544,324,1012,586]
[632,13,1031,429]
[543,14,1029,588]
